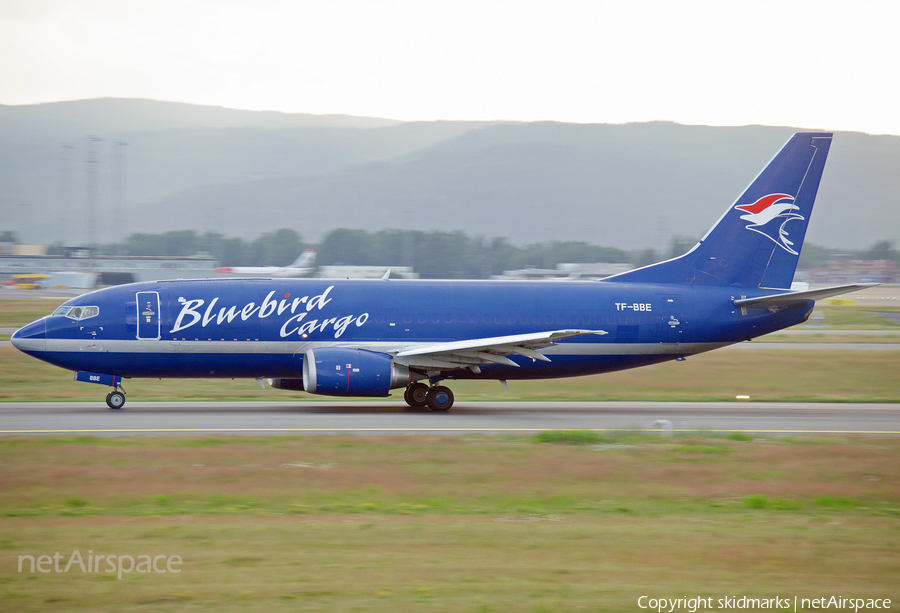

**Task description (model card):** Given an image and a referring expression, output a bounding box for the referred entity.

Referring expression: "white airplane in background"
[214,249,317,278]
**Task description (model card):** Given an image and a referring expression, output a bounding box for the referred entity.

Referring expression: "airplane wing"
[733,283,878,309]
[393,329,607,370]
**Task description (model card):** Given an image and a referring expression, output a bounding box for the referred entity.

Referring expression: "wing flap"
[393,329,607,370]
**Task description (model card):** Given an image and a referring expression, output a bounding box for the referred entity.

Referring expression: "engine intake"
[302,348,415,397]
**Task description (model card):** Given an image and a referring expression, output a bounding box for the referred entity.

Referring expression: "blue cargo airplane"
[12,132,873,410]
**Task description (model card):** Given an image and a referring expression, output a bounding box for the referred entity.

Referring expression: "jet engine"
[267,378,305,391]
[301,348,416,397]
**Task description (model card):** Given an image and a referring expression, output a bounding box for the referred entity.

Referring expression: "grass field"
[2,294,899,611]
[0,299,66,328]
[816,305,900,329]
[1,434,898,611]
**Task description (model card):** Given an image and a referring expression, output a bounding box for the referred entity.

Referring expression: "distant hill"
[1,98,897,249]
[0,98,400,141]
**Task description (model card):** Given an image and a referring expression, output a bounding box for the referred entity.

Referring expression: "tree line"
[39,228,656,277]
[4,228,898,279]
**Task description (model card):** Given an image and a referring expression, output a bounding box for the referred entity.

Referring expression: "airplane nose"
[11,319,46,352]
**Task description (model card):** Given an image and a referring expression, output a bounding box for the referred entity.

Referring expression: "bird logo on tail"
[733,193,804,255]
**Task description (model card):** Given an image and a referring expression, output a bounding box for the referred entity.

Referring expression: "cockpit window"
[53,306,100,321]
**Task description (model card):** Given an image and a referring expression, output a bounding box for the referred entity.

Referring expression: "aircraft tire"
[106,391,126,410]
[404,382,429,408]
[426,385,454,412]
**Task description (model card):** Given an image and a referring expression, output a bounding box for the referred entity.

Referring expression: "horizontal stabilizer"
[733,283,878,309]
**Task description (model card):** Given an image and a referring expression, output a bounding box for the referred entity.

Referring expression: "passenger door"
[136,291,161,340]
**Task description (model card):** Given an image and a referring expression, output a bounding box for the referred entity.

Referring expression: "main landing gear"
[403,382,454,412]
[105,389,126,409]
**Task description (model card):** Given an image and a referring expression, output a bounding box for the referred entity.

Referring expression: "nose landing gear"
[74,371,127,410]
[403,382,454,411]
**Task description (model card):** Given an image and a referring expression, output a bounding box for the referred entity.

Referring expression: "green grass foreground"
[1,434,898,611]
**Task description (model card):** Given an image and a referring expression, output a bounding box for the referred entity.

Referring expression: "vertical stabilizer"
[290,249,317,269]
[607,133,832,289]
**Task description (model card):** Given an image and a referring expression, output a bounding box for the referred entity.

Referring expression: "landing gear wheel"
[426,385,454,412]
[404,382,429,408]
[106,391,126,409]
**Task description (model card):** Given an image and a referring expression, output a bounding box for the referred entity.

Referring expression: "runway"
[1,400,898,436]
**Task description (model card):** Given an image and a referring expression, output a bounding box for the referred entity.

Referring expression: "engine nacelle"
[302,348,415,397]
[267,378,305,391]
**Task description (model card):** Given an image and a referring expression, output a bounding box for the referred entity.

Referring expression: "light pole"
[113,140,128,253]
[59,143,74,245]
[85,136,103,249]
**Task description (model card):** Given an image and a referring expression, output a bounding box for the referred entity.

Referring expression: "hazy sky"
[2,0,899,135]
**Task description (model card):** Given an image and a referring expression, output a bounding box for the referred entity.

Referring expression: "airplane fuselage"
[211,266,314,278]
[13,277,812,381]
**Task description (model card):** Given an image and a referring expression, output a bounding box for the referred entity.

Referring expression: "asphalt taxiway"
[1,401,898,436]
